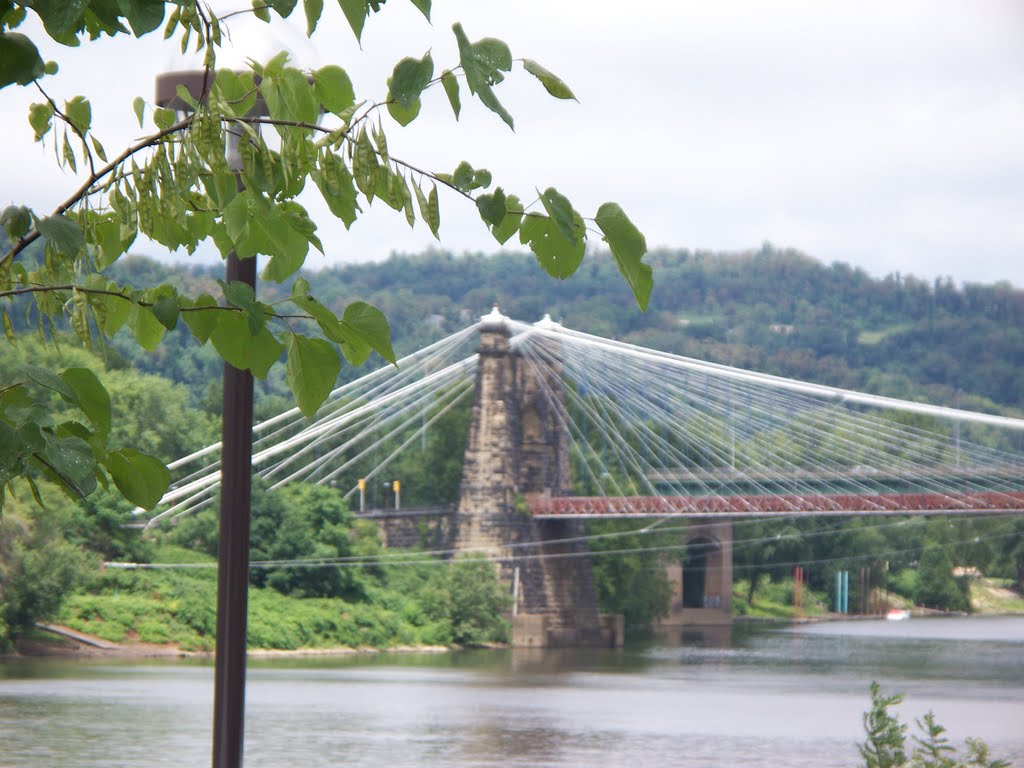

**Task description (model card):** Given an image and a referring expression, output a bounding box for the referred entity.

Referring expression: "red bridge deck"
[529,491,1024,518]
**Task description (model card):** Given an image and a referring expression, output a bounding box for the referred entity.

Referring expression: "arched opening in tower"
[682,537,722,609]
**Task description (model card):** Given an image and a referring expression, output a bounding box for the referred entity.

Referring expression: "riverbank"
[732,574,1024,621]
[6,624,456,660]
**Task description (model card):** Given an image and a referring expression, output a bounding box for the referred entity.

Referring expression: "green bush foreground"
[860,682,1010,768]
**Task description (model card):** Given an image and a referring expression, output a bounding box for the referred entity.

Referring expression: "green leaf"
[407,0,430,20]
[60,368,111,436]
[313,65,355,114]
[64,95,91,134]
[32,0,88,39]
[130,304,167,350]
[452,23,514,129]
[389,51,433,109]
[337,0,368,41]
[37,214,85,255]
[476,86,513,130]
[26,474,44,508]
[366,123,384,169]
[412,181,439,239]
[280,67,320,125]
[90,135,107,161]
[268,0,299,15]
[1,205,32,241]
[440,69,460,119]
[153,106,176,130]
[452,23,512,94]
[93,287,132,336]
[523,59,576,100]
[210,311,284,378]
[222,193,250,249]
[28,102,54,141]
[452,164,492,192]
[2,308,14,345]
[426,184,440,238]
[132,96,146,127]
[0,422,28,486]
[285,333,340,417]
[104,448,171,510]
[519,213,585,279]
[263,66,319,127]
[0,32,45,89]
[339,301,395,366]
[539,187,578,244]
[70,289,90,346]
[62,131,78,172]
[252,0,271,22]
[96,216,136,268]
[214,69,258,118]
[386,95,421,126]
[289,277,344,339]
[181,293,219,343]
[399,173,415,228]
[39,433,96,497]
[476,187,507,227]
[595,202,652,311]
[17,366,72,403]
[116,0,167,36]
[220,279,267,335]
[174,84,197,111]
[151,292,180,330]
[312,152,359,228]
[303,0,324,35]
[254,209,311,282]
[490,194,522,244]
[353,128,379,199]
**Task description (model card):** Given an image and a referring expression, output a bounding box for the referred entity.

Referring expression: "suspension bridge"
[141,307,1024,646]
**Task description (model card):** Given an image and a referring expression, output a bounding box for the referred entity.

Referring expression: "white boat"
[886,609,911,621]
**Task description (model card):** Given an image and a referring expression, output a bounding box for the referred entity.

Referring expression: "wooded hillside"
[103,245,1024,417]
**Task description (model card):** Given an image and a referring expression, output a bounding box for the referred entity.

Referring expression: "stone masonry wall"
[454,314,605,645]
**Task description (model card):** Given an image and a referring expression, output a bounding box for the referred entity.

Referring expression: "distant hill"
[102,245,1023,416]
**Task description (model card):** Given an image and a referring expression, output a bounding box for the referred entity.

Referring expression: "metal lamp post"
[155,71,262,768]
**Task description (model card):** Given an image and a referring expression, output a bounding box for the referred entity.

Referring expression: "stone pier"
[655,520,733,631]
[453,309,621,647]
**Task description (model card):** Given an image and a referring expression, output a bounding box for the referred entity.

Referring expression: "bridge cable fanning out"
[508,317,1024,517]
[140,316,1024,533]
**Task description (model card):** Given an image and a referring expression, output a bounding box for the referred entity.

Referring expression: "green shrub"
[859,682,1009,768]
[136,618,174,644]
[915,545,970,612]
[888,569,919,600]
[0,612,10,652]
[421,556,511,645]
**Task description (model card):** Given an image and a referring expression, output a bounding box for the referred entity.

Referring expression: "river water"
[1,616,1022,767]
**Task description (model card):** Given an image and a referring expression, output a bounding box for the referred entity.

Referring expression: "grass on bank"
[57,546,510,651]
[968,577,1024,614]
[731,577,830,619]
[732,572,1024,620]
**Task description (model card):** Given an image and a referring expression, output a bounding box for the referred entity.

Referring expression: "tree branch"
[34,82,97,178]
[0,117,194,272]
[0,283,316,322]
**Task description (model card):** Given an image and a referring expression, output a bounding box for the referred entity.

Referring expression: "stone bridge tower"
[454,309,620,647]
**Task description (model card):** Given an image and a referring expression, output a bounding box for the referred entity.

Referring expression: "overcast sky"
[2,0,1023,287]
